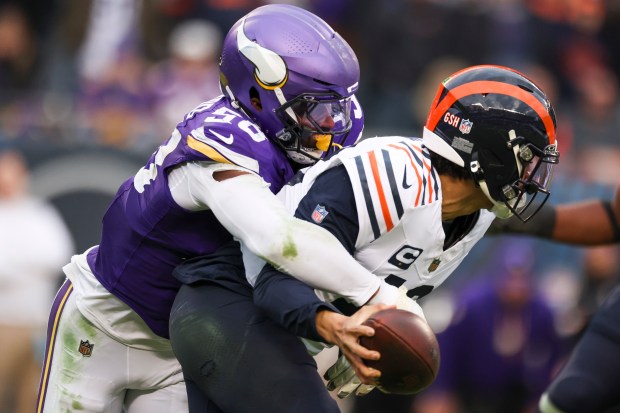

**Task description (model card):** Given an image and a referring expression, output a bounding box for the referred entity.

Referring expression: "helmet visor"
[523,143,559,190]
[290,97,352,138]
[274,94,353,164]
[522,154,553,192]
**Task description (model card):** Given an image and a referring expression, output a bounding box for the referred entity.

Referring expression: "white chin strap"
[478,129,526,219]
[479,180,513,219]
[479,180,528,219]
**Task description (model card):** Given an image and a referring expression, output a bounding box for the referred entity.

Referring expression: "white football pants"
[36,280,187,412]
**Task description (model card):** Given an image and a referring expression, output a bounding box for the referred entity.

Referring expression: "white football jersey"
[276,136,495,303]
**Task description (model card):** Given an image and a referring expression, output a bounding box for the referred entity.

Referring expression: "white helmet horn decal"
[237,18,288,90]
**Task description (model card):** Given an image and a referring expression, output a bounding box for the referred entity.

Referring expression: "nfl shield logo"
[78,340,94,357]
[428,258,441,273]
[311,204,329,224]
[459,119,473,134]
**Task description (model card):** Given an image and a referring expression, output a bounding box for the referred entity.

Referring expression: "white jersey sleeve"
[169,162,388,306]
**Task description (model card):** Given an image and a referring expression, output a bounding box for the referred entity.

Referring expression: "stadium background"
[1,1,619,412]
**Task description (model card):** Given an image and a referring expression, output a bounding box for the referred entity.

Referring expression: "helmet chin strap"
[479,179,529,220]
[223,85,241,109]
[472,129,527,220]
[479,180,514,219]
[472,158,522,220]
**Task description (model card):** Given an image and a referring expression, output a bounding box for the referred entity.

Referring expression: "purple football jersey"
[86,95,363,338]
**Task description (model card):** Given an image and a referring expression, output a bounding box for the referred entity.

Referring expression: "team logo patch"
[311,204,329,224]
[428,258,441,273]
[78,340,94,357]
[459,119,473,134]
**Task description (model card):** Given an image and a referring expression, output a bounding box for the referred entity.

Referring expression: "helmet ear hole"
[249,87,262,111]
[249,87,259,100]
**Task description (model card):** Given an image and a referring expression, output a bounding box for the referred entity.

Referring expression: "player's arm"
[253,262,342,341]
[552,189,620,245]
[185,161,400,306]
[252,264,385,385]
[491,188,620,246]
[250,164,371,335]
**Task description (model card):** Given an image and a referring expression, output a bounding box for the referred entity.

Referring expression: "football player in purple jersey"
[36,5,404,413]
[492,189,620,413]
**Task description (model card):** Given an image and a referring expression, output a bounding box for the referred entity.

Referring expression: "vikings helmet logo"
[237,18,288,90]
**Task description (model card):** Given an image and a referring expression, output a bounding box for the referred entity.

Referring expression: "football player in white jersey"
[169,65,560,411]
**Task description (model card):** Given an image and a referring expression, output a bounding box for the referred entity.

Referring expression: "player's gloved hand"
[324,353,376,398]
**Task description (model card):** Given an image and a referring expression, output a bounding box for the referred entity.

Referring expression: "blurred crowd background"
[1,0,620,412]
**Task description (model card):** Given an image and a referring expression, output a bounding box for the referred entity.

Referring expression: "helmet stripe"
[426,80,556,144]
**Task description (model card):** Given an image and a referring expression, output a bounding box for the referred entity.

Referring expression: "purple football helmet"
[219,4,360,164]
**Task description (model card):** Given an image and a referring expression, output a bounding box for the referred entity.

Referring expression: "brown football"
[360,308,440,395]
